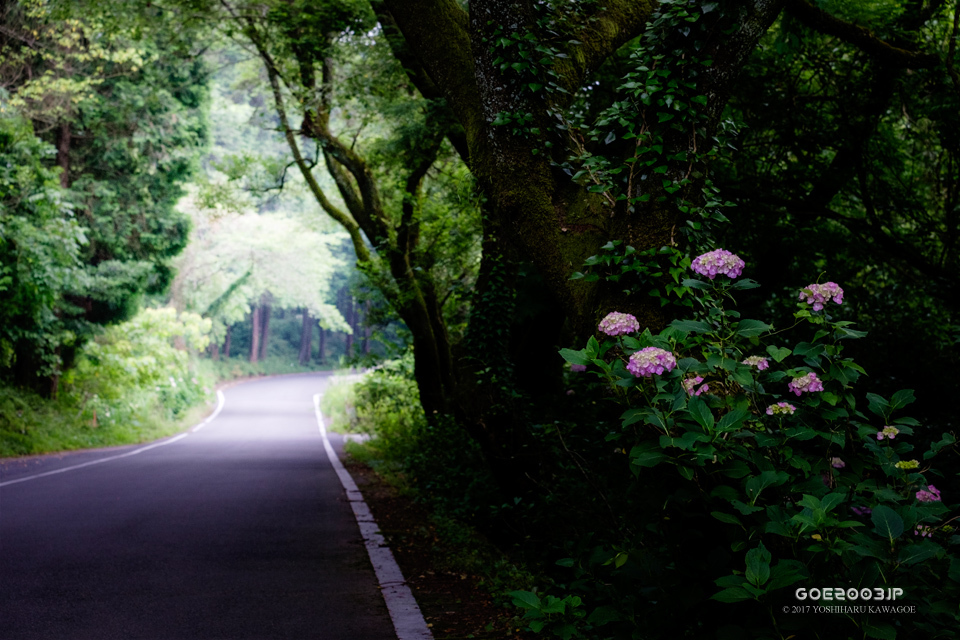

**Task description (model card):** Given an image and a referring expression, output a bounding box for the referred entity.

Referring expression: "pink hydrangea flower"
[876,426,899,440]
[742,356,769,370]
[915,524,934,538]
[799,282,844,311]
[627,347,677,378]
[916,485,942,503]
[598,311,640,336]
[682,376,709,396]
[830,457,846,469]
[570,364,587,373]
[765,402,796,416]
[788,372,823,396]
[690,249,745,280]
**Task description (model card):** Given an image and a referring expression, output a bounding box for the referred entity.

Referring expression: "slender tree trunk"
[210,340,220,361]
[344,294,354,357]
[317,328,326,365]
[299,309,313,365]
[249,306,260,363]
[56,121,70,188]
[259,302,272,361]
[224,327,231,359]
[363,300,371,355]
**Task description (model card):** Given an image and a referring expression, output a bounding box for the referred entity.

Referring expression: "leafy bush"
[542,248,959,639]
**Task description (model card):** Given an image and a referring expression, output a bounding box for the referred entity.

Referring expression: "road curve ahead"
[0,373,396,640]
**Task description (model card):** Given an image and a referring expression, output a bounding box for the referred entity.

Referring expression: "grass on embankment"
[0,356,339,458]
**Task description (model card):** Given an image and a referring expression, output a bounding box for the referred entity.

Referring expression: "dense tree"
[0,0,208,391]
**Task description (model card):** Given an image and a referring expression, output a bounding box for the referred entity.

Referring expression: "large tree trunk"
[298,309,313,365]
[223,327,231,359]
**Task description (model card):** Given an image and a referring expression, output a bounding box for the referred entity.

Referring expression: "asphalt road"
[0,373,396,640]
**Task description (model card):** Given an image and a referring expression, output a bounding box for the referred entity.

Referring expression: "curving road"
[0,373,397,640]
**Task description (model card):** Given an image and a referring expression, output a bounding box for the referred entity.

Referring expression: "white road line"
[192,390,226,432]
[0,390,226,488]
[313,393,433,640]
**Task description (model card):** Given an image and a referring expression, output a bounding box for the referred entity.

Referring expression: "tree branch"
[787,0,941,68]
[243,14,371,263]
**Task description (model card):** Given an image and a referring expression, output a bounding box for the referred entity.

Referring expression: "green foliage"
[0,0,209,383]
[64,307,212,424]
[0,109,85,378]
[0,306,216,456]
[550,259,959,638]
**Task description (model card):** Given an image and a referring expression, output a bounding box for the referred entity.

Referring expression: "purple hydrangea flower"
[570,364,587,373]
[627,347,677,378]
[682,376,709,396]
[915,524,934,538]
[799,282,844,311]
[916,485,942,503]
[765,402,796,416]
[876,426,899,440]
[830,457,846,469]
[788,372,824,396]
[851,506,872,516]
[690,249,745,280]
[598,311,640,336]
[742,356,769,370]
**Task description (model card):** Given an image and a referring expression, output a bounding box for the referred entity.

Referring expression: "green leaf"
[745,543,771,587]
[746,470,788,502]
[559,348,590,366]
[711,511,743,526]
[670,319,712,333]
[586,606,622,626]
[687,395,714,431]
[866,393,891,418]
[629,442,666,470]
[871,505,904,542]
[509,590,541,610]
[735,319,772,337]
[766,560,807,591]
[711,587,754,603]
[766,346,791,362]
[863,622,897,640]
[717,408,750,432]
[730,278,760,290]
[890,389,916,411]
[898,540,941,565]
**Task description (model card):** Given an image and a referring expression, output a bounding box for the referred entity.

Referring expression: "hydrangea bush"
[552,249,958,639]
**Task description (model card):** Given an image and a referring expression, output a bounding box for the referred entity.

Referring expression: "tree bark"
[56,121,70,189]
[362,300,371,355]
[299,309,313,366]
[249,306,260,364]
[344,293,354,358]
[317,327,326,365]
[258,302,271,361]
[224,327,231,359]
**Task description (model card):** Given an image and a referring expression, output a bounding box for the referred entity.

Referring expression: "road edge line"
[0,390,226,488]
[313,393,433,640]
